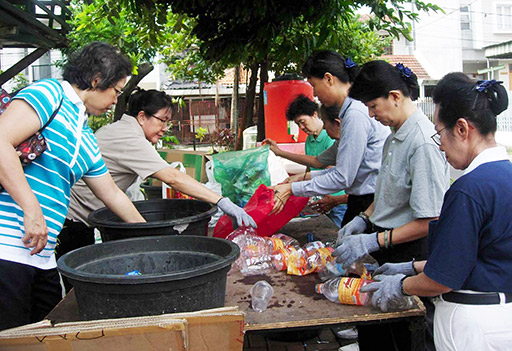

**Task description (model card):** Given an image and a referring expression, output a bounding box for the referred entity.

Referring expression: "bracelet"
[411,258,418,275]
[216,197,225,205]
[389,228,394,248]
[400,276,410,296]
[384,230,389,249]
[358,212,371,229]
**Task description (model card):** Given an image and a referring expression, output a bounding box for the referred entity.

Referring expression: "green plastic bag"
[212,145,271,207]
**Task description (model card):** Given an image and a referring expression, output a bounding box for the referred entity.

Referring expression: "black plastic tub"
[88,199,217,242]
[140,183,162,200]
[57,235,240,320]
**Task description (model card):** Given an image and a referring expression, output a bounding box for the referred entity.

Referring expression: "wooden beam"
[0,47,47,86]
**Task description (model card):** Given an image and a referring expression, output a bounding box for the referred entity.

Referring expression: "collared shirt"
[370,109,449,229]
[292,97,390,196]
[305,129,335,171]
[0,79,107,269]
[67,114,170,225]
[425,146,512,292]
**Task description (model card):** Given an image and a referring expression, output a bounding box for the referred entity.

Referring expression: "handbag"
[0,91,63,190]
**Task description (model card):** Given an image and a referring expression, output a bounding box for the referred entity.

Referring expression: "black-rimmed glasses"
[430,127,446,146]
[151,114,172,128]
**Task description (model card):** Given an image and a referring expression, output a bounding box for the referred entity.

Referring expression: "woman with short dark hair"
[0,42,145,330]
[362,72,512,351]
[334,60,450,351]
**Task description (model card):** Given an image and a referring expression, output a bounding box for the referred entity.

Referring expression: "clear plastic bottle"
[305,246,334,273]
[317,261,347,281]
[315,277,372,306]
[386,296,415,311]
[267,233,300,254]
[229,229,273,276]
[302,241,326,256]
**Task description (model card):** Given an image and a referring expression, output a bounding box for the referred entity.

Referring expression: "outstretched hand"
[269,183,292,215]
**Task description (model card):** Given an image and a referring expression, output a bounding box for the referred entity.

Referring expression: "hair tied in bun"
[395,63,412,80]
[344,57,358,69]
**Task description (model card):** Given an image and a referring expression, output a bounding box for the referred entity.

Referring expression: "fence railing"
[415,96,512,132]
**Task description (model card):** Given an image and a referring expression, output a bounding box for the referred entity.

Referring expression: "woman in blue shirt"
[363,73,512,351]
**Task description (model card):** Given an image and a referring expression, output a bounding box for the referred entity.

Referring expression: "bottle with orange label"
[315,277,373,306]
[302,241,326,256]
[272,246,304,271]
[267,233,300,254]
[305,246,334,273]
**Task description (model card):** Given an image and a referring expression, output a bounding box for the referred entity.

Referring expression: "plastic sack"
[214,184,309,238]
[212,145,271,207]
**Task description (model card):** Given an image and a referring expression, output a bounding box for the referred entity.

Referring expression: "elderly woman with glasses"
[57,89,255,286]
[0,42,147,330]
[362,73,512,351]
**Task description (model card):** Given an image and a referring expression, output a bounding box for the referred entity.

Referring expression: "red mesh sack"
[214,184,308,239]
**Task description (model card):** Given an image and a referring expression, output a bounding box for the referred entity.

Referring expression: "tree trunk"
[114,62,154,121]
[230,65,240,141]
[236,62,259,150]
[257,59,268,142]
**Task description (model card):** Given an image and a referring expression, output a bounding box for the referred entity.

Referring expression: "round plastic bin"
[57,235,240,320]
[88,199,217,242]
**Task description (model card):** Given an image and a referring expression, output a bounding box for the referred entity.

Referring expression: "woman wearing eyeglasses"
[0,42,147,330]
[58,89,255,286]
[361,73,512,351]
[332,60,450,351]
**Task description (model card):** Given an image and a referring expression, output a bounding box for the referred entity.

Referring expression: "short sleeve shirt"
[305,130,335,171]
[0,79,107,269]
[67,115,170,225]
[317,140,338,167]
[424,148,512,293]
[370,109,449,229]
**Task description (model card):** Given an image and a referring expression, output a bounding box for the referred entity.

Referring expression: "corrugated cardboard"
[156,149,210,183]
[0,307,244,351]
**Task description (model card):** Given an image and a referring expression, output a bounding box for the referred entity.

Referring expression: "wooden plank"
[0,47,47,86]
[225,270,425,331]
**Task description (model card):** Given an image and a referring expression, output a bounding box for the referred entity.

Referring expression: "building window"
[497,5,512,31]
[382,39,393,55]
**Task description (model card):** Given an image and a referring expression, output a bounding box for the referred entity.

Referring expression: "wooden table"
[226,269,427,350]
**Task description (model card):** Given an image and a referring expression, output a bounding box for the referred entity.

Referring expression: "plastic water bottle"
[305,246,334,273]
[386,296,415,311]
[315,277,372,306]
[229,228,273,276]
[302,241,326,256]
[267,233,300,254]
[250,280,274,312]
[317,261,347,281]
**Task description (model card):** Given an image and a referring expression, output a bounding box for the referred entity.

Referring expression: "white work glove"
[337,215,367,245]
[374,261,416,277]
[333,233,380,269]
[217,197,257,228]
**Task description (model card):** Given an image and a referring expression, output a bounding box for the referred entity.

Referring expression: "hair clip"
[475,79,503,93]
[344,57,357,69]
[395,63,412,79]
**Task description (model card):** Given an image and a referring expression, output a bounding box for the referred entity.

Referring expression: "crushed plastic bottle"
[305,246,334,273]
[385,296,415,311]
[315,277,373,306]
[317,261,347,281]
[267,233,300,254]
[228,227,273,276]
[250,280,274,312]
[302,241,326,256]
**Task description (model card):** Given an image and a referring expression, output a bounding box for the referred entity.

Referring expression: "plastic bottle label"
[268,237,285,254]
[337,277,366,305]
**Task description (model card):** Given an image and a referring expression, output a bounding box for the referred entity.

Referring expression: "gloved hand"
[360,274,407,312]
[374,261,416,277]
[336,215,367,245]
[332,233,379,268]
[217,197,257,228]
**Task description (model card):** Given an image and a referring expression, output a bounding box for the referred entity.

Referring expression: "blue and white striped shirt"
[0,79,107,269]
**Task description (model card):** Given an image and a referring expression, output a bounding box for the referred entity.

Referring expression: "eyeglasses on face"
[430,127,447,146]
[112,85,123,97]
[150,114,172,128]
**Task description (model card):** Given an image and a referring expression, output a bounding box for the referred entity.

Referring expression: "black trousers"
[341,193,375,227]
[55,219,95,292]
[0,259,62,331]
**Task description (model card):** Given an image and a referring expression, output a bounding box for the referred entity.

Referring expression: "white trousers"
[434,297,512,351]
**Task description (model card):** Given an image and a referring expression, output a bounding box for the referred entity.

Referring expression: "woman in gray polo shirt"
[333,60,450,351]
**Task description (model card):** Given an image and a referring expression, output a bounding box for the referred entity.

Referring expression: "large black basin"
[88,199,217,242]
[57,235,240,320]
